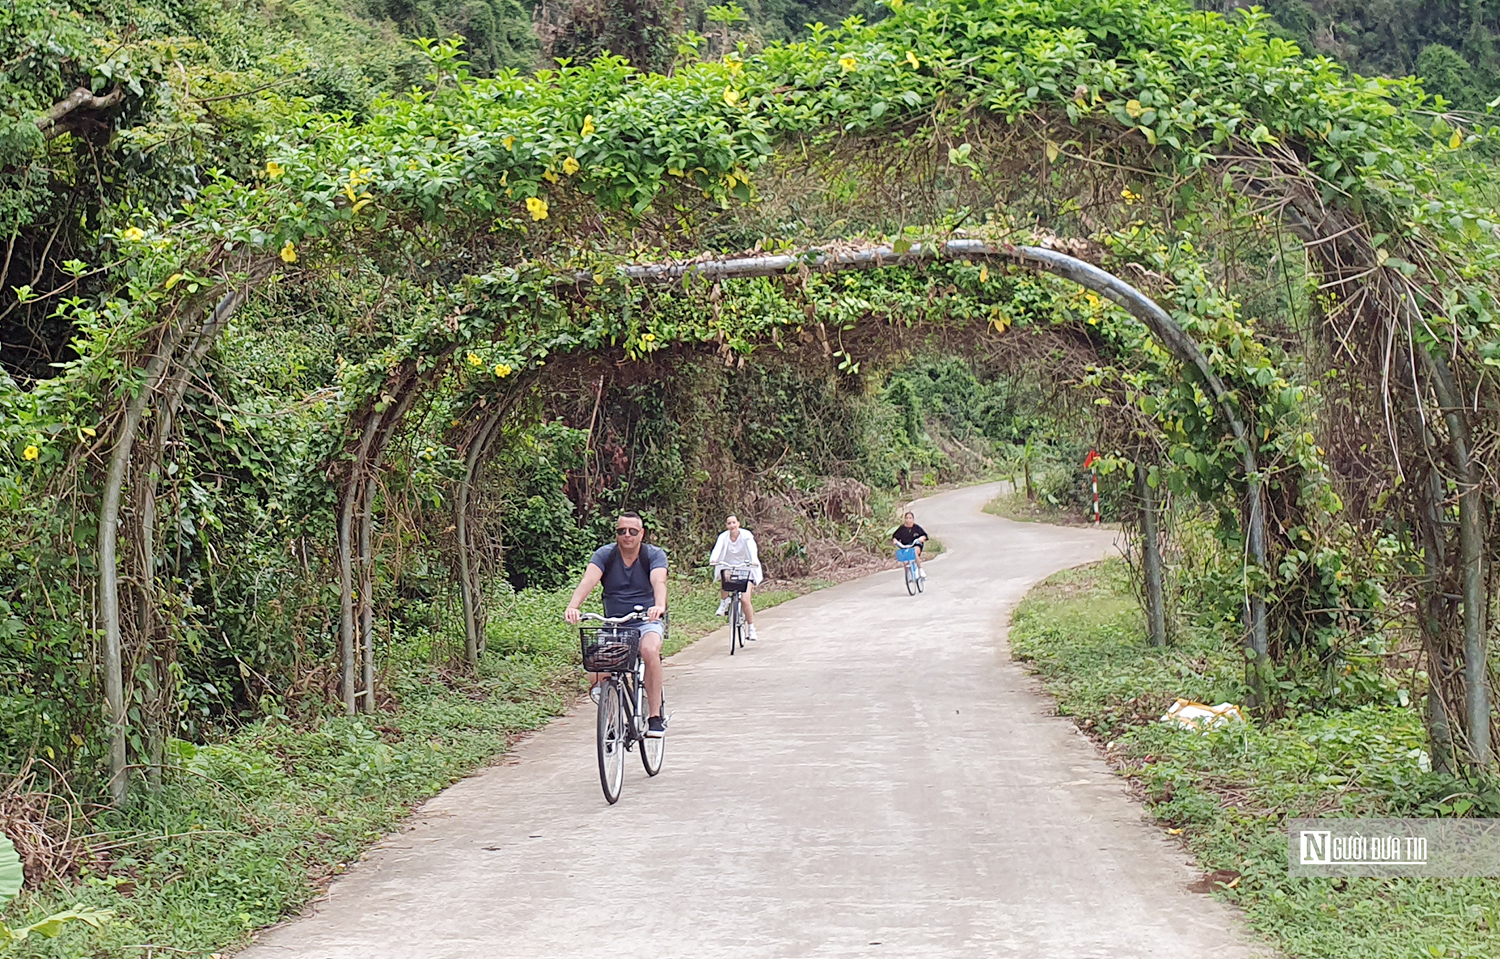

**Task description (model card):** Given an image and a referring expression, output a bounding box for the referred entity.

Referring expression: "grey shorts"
[636,620,665,638]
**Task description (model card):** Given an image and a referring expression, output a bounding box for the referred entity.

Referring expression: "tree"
[534,0,682,72]
[1415,43,1480,109]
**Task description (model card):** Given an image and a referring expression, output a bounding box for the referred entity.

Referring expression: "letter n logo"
[1301,831,1331,864]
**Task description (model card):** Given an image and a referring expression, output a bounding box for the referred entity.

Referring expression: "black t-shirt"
[893,524,928,546]
[589,543,668,617]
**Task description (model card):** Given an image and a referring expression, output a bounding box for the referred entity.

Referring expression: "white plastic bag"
[1161,698,1246,731]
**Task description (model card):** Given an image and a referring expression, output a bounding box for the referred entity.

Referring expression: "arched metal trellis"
[562,239,1270,658]
[96,239,1265,803]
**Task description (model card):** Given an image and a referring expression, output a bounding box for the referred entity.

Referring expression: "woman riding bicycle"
[892,511,928,580]
[710,515,762,641]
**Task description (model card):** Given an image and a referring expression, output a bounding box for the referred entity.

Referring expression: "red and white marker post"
[1083,449,1101,524]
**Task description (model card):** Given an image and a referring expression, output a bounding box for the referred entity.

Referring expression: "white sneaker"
[746,625,758,641]
[716,598,730,616]
[918,567,927,580]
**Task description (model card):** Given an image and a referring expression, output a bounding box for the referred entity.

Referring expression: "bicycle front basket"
[720,568,753,593]
[895,546,917,563]
[581,627,641,672]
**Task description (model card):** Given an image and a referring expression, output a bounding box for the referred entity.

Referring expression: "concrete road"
[243,482,1268,959]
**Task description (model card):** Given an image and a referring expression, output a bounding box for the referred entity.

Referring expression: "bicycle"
[719,563,756,655]
[578,610,667,804]
[896,545,924,595]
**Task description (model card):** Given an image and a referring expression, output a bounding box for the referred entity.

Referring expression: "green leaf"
[0,835,23,906]
[17,906,113,939]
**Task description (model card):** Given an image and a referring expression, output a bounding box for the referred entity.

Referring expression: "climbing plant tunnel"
[12,0,1498,804]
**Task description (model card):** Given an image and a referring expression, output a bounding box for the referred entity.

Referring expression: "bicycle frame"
[579,610,668,802]
[602,656,649,746]
[719,562,755,655]
[895,546,922,595]
[581,614,654,743]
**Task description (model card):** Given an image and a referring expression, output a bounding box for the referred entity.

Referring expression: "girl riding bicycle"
[710,515,762,640]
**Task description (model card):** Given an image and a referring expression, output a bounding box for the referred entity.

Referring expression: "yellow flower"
[562,156,581,175]
[906,51,920,69]
[279,240,298,263]
[122,227,145,242]
[526,197,549,220]
[581,115,596,137]
[1121,187,1140,204]
[503,135,515,151]
[494,363,512,377]
[467,352,481,366]
[979,265,989,284]
[265,160,285,179]
[542,169,559,183]
[642,333,656,342]
[723,87,741,106]
[22,445,39,461]
[838,55,857,72]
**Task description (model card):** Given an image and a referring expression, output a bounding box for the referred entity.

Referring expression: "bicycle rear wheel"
[641,695,665,776]
[596,681,626,804]
[905,562,917,595]
[916,565,925,593]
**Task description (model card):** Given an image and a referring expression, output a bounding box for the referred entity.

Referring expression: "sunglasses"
[615,527,642,536]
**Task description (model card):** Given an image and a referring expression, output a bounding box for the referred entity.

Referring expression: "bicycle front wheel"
[729,602,741,655]
[905,562,917,595]
[597,681,627,804]
[641,696,665,776]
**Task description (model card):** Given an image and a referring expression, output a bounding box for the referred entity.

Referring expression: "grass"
[1008,561,1500,959]
[983,486,1101,526]
[1,575,808,958]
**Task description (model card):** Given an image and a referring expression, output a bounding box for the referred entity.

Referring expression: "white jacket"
[710,529,763,584]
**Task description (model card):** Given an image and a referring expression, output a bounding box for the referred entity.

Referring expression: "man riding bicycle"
[565,511,669,737]
[892,511,928,580]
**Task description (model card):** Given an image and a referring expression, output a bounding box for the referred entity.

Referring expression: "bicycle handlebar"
[578,609,652,626]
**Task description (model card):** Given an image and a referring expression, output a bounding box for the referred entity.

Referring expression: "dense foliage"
[4,0,1500,842]
[4,0,1500,951]
[1251,0,1500,111]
